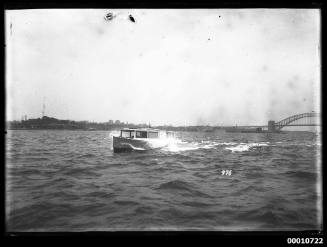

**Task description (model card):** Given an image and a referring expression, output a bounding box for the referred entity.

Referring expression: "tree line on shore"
[7,116,224,132]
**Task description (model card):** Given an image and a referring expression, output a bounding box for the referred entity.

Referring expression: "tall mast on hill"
[42,97,46,118]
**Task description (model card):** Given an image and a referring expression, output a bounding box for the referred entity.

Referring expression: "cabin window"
[148,132,159,138]
[136,131,147,138]
[121,130,132,138]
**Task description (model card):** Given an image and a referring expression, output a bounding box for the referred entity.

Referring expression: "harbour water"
[5,130,322,231]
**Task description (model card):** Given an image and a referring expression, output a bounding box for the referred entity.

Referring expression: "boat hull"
[112,136,168,153]
[225,127,262,133]
[225,127,281,133]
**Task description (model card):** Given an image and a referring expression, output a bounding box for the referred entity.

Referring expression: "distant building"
[109,120,114,125]
[115,120,121,124]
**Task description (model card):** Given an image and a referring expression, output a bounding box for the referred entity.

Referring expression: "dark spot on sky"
[303,98,306,102]
[287,80,296,90]
[96,27,104,35]
[129,15,136,23]
[219,16,221,18]
[104,12,115,21]
[208,38,210,41]
[262,65,268,71]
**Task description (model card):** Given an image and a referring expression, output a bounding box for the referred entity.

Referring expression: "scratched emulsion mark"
[129,14,136,23]
[10,22,12,36]
[104,12,115,21]
[104,12,136,23]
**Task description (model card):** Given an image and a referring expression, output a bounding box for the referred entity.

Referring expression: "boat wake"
[225,143,269,152]
[162,140,271,153]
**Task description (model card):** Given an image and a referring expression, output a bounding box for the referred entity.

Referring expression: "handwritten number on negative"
[221,170,232,176]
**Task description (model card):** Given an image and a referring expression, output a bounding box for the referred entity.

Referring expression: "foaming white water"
[225,143,269,152]
[163,140,243,152]
[164,142,200,152]
[146,137,181,149]
[160,138,194,152]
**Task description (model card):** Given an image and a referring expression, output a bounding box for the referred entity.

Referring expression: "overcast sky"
[6,9,320,126]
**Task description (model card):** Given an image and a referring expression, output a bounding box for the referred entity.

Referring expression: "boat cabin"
[120,128,174,139]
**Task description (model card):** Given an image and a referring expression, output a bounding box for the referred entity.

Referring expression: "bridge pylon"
[268,120,276,132]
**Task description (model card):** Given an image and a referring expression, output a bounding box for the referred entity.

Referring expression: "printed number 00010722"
[287,238,323,244]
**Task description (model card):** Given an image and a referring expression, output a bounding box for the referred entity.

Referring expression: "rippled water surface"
[6,130,322,231]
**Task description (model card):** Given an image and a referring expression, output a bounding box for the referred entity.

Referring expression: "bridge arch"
[274,112,320,130]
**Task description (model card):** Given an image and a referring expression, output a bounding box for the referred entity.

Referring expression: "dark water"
[6,130,322,231]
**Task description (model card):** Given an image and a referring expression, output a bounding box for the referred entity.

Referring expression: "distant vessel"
[112,128,175,153]
[225,127,264,133]
[225,127,281,133]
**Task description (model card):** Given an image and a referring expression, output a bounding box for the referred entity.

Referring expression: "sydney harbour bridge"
[229,112,320,132]
[271,112,320,131]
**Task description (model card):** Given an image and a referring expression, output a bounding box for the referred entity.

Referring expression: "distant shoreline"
[6,127,224,132]
[5,127,320,134]
[6,116,319,133]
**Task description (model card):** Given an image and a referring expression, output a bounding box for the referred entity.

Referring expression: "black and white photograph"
[5,8,322,232]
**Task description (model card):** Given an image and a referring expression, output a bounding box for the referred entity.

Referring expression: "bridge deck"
[222,112,320,130]
[223,124,320,128]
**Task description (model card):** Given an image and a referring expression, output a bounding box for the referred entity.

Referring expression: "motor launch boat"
[112,128,175,153]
